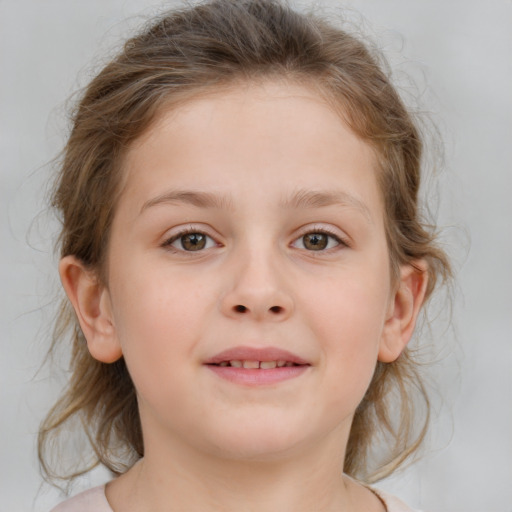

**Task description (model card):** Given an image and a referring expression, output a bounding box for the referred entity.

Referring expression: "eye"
[164,231,217,252]
[292,231,343,251]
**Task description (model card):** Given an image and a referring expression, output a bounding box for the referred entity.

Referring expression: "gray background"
[1,0,511,510]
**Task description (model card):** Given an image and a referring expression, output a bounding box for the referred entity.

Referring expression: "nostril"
[234,305,247,313]
[269,306,283,314]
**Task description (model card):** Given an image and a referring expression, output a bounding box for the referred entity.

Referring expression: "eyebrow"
[140,190,233,213]
[140,188,372,223]
[283,189,373,223]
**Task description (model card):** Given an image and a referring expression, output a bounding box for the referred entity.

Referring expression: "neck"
[106,430,384,512]
[107,430,364,512]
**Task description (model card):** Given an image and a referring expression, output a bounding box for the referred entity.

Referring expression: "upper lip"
[204,346,310,365]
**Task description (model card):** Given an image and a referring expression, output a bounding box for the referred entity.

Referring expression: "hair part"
[40,0,451,485]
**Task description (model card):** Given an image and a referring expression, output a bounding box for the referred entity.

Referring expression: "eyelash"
[161,226,349,253]
[161,227,218,253]
[292,227,349,252]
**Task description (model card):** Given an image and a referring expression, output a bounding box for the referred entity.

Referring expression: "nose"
[220,250,294,322]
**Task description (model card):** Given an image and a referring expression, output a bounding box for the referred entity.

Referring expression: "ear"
[379,261,428,363]
[59,255,123,363]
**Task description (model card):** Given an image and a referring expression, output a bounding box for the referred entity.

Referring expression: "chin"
[199,416,316,462]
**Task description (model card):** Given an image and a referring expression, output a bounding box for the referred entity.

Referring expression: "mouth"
[204,347,310,385]
[204,346,310,366]
[208,360,304,369]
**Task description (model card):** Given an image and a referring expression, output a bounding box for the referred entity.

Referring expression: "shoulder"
[50,485,112,512]
[372,488,424,512]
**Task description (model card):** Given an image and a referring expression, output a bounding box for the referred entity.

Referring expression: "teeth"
[219,360,295,370]
[222,360,297,368]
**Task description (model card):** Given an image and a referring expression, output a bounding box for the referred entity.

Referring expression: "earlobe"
[379,261,428,363]
[59,255,123,363]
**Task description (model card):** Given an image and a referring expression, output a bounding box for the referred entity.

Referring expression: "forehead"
[120,80,383,219]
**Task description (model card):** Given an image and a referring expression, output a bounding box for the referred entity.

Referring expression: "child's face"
[101,81,400,460]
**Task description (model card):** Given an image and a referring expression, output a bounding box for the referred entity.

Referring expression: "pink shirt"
[50,484,421,511]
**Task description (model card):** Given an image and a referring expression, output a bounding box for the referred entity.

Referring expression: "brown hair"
[39,0,451,484]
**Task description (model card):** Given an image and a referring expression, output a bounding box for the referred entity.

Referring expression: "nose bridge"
[221,236,293,321]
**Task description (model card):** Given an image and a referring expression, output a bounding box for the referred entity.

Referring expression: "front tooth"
[219,361,229,367]
[284,362,294,367]
[260,361,277,369]
[243,360,260,369]
[230,360,243,367]
[277,360,286,367]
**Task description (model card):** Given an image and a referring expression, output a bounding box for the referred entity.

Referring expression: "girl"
[39,1,451,510]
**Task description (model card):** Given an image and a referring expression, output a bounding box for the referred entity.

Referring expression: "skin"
[60,81,427,512]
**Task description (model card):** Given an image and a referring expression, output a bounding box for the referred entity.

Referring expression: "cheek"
[108,265,214,390]
[111,253,212,334]
[301,271,390,404]
[306,271,389,342]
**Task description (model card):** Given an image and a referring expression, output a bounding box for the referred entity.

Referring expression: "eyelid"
[291,225,351,250]
[161,225,221,252]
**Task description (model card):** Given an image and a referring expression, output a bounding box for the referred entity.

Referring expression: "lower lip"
[206,365,309,385]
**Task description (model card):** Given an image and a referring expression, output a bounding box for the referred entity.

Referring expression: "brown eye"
[166,232,216,252]
[180,233,207,251]
[302,233,329,250]
[291,231,343,251]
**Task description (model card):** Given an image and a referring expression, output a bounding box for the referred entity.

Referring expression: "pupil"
[304,233,327,250]
[182,233,206,251]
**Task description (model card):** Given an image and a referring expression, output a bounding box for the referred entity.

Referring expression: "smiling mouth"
[208,360,306,369]
[205,358,310,385]
[204,346,310,384]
